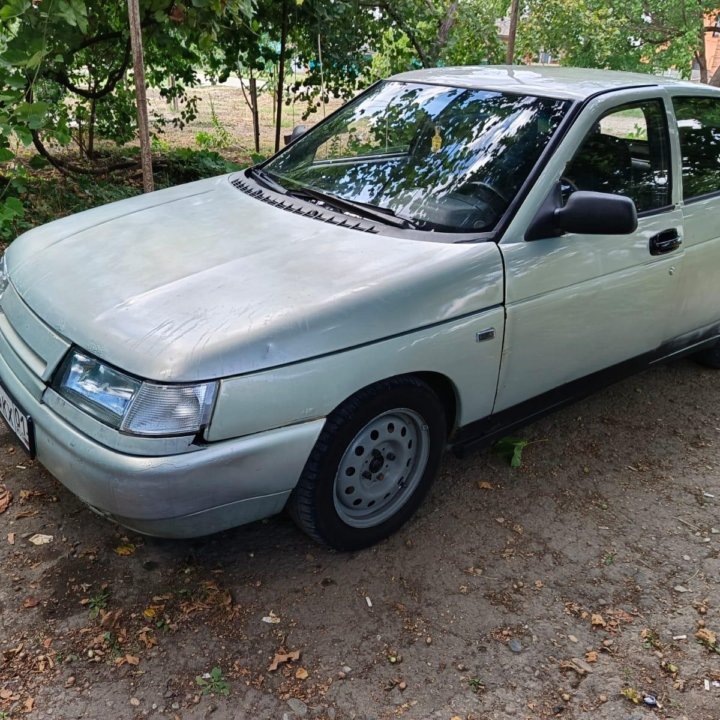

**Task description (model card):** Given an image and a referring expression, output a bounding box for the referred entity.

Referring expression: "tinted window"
[673,96,720,200]
[564,101,671,213]
[265,82,570,233]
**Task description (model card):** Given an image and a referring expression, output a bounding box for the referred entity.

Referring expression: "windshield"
[264,81,571,233]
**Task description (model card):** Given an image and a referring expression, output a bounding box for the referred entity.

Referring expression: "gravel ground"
[1,358,720,720]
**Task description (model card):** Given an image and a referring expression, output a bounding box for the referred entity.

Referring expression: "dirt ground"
[146,81,344,158]
[1,357,719,720]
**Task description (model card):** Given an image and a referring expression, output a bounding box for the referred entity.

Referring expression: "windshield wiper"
[247,167,288,195]
[285,186,416,229]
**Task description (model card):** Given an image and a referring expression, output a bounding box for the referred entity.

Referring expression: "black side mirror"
[526,185,638,241]
[284,125,307,146]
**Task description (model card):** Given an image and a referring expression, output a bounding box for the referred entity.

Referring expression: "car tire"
[287,376,447,551]
[695,340,720,369]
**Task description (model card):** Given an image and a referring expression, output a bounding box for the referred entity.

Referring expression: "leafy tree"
[371,0,506,69]
[519,0,720,84]
[0,0,253,234]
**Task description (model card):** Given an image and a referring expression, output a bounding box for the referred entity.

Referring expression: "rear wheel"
[288,376,447,551]
[695,340,720,369]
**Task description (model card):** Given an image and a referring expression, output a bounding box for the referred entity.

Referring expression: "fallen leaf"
[585,650,599,663]
[0,485,12,513]
[23,697,34,713]
[621,687,642,704]
[15,510,38,519]
[138,627,157,649]
[22,597,40,609]
[559,657,594,676]
[261,611,281,624]
[534,580,544,589]
[591,613,606,628]
[125,654,140,666]
[28,533,53,545]
[114,544,136,556]
[0,689,13,699]
[268,649,300,672]
[7,532,15,545]
[295,667,309,680]
[478,481,494,490]
[696,627,718,650]
[142,607,157,619]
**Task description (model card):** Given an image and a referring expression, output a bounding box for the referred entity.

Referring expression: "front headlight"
[54,350,217,437]
[0,254,9,302]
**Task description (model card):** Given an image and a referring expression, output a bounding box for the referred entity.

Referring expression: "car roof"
[390,65,706,100]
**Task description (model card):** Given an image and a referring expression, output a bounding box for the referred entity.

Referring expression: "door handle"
[649,228,681,256]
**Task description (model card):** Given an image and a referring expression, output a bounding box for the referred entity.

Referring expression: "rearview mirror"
[526,186,638,241]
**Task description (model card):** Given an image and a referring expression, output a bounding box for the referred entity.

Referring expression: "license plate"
[0,380,35,456]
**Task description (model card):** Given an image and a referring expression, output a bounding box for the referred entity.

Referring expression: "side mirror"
[284,124,307,146]
[526,186,638,241]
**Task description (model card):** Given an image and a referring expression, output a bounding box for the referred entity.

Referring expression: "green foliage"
[0,195,24,240]
[494,437,529,468]
[157,148,242,185]
[87,588,110,618]
[519,0,719,77]
[369,28,418,80]
[196,667,230,696]
[194,101,233,150]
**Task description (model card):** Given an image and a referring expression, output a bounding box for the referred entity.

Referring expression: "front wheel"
[287,376,447,551]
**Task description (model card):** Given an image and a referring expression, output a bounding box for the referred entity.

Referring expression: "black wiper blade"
[247,167,287,194]
[286,186,415,229]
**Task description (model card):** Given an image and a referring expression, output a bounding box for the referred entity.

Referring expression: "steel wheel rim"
[333,408,430,528]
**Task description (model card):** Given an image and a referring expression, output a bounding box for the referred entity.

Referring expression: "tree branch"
[31,129,139,176]
[47,41,131,100]
[374,1,432,65]
[435,1,459,57]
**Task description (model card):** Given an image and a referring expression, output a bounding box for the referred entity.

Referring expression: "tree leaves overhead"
[519,0,720,80]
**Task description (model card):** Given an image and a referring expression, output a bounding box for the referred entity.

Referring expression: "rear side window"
[673,96,720,201]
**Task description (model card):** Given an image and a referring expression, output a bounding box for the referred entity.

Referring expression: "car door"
[663,91,720,341]
[494,89,684,412]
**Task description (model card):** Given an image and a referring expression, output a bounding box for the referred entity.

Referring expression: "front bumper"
[0,347,325,538]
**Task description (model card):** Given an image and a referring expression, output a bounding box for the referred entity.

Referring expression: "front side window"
[264,82,570,233]
[673,96,720,201]
[564,100,671,213]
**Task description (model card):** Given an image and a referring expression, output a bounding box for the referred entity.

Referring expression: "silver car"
[1,66,719,550]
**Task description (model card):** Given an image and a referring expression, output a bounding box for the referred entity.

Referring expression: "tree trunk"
[127,0,154,192]
[436,1,459,58]
[88,95,96,159]
[274,0,289,154]
[506,0,520,64]
[250,76,260,153]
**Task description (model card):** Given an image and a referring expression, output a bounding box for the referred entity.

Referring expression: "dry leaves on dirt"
[695,627,719,652]
[621,687,642,704]
[28,533,53,545]
[268,649,301,672]
[559,657,594,676]
[113,544,136,556]
[0,484,12,513]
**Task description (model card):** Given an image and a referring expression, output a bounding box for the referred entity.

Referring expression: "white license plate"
[0,380,34,456]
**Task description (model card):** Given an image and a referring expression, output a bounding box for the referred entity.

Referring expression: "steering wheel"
[559,175,579,193]
[464,180,508,205]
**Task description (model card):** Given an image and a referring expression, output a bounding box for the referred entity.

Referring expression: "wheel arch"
[412,371,459,436]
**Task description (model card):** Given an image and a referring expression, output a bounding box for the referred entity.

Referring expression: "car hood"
[7,174,503,381]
